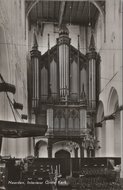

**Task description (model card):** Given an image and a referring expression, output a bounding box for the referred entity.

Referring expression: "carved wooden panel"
[53,108,80,130]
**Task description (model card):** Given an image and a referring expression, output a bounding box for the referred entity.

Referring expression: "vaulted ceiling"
[26,1,105,28]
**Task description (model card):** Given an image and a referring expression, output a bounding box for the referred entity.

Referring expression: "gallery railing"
[46,128,90,137]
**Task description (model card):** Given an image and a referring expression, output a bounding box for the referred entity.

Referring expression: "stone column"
[105,119,115,157]
[120,109,123,178]
[80,146,84,158]
[46,108,53,135]
[74,147,78,158]
[0,138,2,154]
[47,140,52,158]
[80,97,87,158]
[95,123,102,157]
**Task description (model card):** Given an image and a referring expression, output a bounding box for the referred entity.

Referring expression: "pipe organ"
[29,25,100,158]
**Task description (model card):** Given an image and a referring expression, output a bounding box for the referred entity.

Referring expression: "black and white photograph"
[0,0,122,189]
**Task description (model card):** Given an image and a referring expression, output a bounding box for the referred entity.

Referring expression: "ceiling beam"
[58,1,66,28]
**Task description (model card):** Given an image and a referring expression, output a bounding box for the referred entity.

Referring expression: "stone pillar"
[95,123,102,157]
[47,141,52,158]
[0,138,2,154]
[8,139,17,157]
[16,138,29,158]
[46,108,53,135]
[105,119,115,157]
[74,147,78,158]
[120,109,123,178]
[80,95,87,158]
[84,149,87,157]
[80,144,84,158]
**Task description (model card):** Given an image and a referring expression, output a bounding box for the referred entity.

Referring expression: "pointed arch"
[35,140,47,157]
[106,87,120,157]
[97,101,104,122]
[96,101,106,157]
[107,87,119,114]
[55,149,70,158]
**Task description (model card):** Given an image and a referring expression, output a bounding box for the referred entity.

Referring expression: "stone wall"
[0,0,32,158]
[95,0,122,157]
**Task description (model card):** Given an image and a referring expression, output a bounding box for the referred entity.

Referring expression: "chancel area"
[0,0,123,189]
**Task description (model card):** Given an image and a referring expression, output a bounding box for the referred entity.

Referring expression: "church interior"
[0,0,123,189]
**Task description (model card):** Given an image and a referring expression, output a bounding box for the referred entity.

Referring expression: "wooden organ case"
[28,25,100,158]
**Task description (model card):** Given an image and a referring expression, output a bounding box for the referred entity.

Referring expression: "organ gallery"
[28,25,101,158]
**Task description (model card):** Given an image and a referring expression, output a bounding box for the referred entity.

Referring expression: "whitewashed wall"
[0,0,32,158]
[95,0,122,157]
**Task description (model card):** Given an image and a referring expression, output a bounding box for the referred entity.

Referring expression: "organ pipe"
[57,25,71,99]
[86,33,97,109]
[30,31,41,110]
[78,35,80,100]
